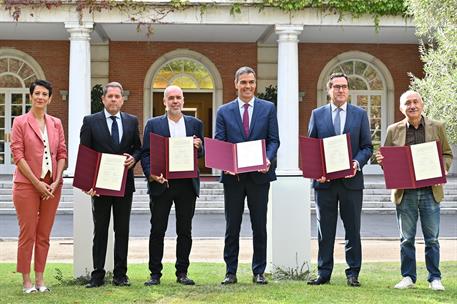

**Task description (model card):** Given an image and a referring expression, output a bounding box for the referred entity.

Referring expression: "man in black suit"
[141,85,203,286]
[80,82,142,288]
[215,67,280,285]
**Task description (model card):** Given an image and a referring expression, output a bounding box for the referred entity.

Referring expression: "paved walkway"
[1,238,456,263]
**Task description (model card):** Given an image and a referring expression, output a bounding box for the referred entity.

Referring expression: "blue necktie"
[334,107,342,135]
[110,116,119,146]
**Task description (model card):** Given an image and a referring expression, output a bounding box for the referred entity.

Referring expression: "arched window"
[153,58,214,90]
[324,59,386,166]
[0,52,42,172]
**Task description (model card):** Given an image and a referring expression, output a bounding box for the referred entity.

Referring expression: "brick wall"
[298,43,423,135]
[0,41,70,136]
[108,41,257,130]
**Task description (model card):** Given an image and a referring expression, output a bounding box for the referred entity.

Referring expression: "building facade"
[0,1,425,176]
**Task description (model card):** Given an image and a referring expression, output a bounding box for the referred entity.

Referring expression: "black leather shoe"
[144,277,161,286]
[253,273,268,284]
[176,274,195,285]
[112,276,131,287]
[307,277,330,285]
[347,276,361,287]
[221,273,237,285]
[85,280,104,288]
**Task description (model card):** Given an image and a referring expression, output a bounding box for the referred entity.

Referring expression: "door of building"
[153,92,213,174]
[0,88,31,174]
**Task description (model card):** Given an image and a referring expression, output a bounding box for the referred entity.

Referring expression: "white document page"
[168,137,194,172]
[236,140,264,168]
[323,134,350,173]
[410,141,442,181]
[95,153,127,191]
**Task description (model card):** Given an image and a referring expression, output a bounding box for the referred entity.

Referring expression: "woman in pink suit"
[11,80,67,293]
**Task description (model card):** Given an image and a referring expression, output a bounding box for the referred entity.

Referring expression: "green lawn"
[1,262,456,303]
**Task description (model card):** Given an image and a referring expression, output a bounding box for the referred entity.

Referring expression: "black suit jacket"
[80,110,142,194]
[141,114,204,197]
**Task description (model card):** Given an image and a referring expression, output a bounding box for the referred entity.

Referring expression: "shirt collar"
[104,108,121,119]
[238,97,255,109]
[331,102,347,112]
[406,115,425,129]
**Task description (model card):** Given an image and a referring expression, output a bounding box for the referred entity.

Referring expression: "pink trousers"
[13,180,61,274]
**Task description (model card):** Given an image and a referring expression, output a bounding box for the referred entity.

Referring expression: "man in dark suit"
[307,73,373,287]
[80,82,142,288]
[141,85,203,286]
[215,66,280,285]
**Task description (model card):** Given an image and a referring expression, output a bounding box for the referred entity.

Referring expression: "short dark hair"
[327,72,349,90]
[235,66,256,83]
[30,79,53,96]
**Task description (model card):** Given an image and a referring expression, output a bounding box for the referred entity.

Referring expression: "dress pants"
[13,178,61,274]
[314,179,363,279]
[148,179,196,278]
[91,193,132,281]
[223,175,270,275]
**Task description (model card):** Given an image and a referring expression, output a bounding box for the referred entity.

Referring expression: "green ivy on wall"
[3,0,408,27]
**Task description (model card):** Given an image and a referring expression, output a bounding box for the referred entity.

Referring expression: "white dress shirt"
[331,102,347,134]
[104,108,123,142]
[237,97,255,128]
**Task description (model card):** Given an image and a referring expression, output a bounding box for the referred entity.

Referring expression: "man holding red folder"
[80,82,142,288]
[215,66,279,285]
[141,85,203,286]
[307,73,373,287]
[376,91,452,291]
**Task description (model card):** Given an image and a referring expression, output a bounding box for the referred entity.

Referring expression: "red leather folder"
[299,134,353,180]
[204,138,267,174]
[380,142,446,189]
[149,133,198,179]
[72,144,128,197]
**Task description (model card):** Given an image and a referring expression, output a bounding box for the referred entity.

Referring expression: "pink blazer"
[11,111,67,184]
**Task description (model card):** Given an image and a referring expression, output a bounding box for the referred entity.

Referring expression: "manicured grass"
[1,262,456,303]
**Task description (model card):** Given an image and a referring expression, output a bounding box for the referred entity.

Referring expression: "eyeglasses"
[332,85,348,90]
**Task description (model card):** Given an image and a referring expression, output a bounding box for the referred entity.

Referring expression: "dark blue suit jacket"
[215,98,280,184]
[141,114,204,197]
[80,111,142,195]
[308,103,373,190]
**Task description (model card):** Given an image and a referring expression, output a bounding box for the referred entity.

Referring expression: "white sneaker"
[429,279,445,291]
[394,276,415,289]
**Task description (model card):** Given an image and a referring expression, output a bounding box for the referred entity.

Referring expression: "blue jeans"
[396,188,441,283]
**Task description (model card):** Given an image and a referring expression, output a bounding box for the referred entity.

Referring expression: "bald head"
[163,85,184,119]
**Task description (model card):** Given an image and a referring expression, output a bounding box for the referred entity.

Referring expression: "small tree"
[407,0,457,143]
[257,85,277,107]
[91,84,104,114]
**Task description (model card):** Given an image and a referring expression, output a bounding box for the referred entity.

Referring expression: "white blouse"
[40,126,53,179]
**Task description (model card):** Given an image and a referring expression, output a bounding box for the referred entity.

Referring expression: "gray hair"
[163,85,183,99]
[235,66,256,83]
[400,90,423,106]
[103,81,124,96]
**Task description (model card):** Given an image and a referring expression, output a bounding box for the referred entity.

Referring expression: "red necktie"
[242,103,250,137]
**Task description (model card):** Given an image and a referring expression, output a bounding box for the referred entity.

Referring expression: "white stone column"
[65,21,93,175]
[65,22,112,278]
[267,25,311,274]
